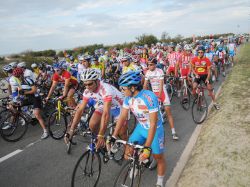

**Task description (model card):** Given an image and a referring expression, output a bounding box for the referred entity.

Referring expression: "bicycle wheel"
[192,96,208,124]
[113,161,142,187]
[180,86,191,110]
[71,150,101,187]
[166,83,173,101]
[48,110,68,140]
[0,112,28,142]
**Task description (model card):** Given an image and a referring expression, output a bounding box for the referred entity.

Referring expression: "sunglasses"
[120,87,128,91]
[148,63,155,66]
[84,82,94,87]
[198,51,204,54]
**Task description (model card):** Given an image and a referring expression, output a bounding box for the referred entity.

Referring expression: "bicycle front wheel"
[192,96,208,124]
[113,161,142,187]
[71,150,101,187]
[180,86,191,111]
[48,110,68,140]
[0,112,28,142]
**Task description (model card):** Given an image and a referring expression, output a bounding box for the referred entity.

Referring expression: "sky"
[0,0,249,55]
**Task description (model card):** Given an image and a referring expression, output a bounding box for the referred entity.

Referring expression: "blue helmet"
[118,71,141,87]
[197,46,205,52]
[53,61,67,70]
[218,47,223,52]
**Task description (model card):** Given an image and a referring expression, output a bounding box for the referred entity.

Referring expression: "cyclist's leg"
[67,87,77,107]
[89,110,102,134]
[33,97,48,139]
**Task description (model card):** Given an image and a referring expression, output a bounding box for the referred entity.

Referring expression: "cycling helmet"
[91,56,98,62]
[218,47,223,52]
[118,71,141,87]
[17,62,26,68]
[78,55,84,61]
[9,62,17,68]
[197,46,205,52]
[69,56,74,61]
[184,44,192,51]
[2,65,13,73]
[31,63,37,68]
[148,57,157,64]
[84,55,92,61]
[121,56,130,62]
[80,68,100,82]
[12,67,24,77]
[176,44,183,50]
[53,61,67,70]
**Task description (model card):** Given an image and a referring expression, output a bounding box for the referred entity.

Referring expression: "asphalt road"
[0,71,229,187]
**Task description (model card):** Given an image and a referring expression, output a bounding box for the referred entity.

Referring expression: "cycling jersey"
[179,53,193,77]
[9,76,21,97]
[82,81,124,113]
[205,52,214,62]
[167,52,178,67]
[123,89,163,130]
[52,70,78,86]
[122,64,136,74]
[24,69,35,81]
[191,56,211,75]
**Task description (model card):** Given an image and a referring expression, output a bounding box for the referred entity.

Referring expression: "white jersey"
[9,76,21,96]
[82,81,124,109]
[145,68,164,93]
[24,69,35,81]
[78,63,86,74]
[228,43,236,52]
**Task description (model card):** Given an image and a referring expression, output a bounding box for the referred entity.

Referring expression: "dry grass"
[176,43,250,187]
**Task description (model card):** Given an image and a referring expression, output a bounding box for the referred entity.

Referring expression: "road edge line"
[0,149,23,164]
[165,83,223,187]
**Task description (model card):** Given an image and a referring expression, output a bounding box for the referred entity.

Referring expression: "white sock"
[171,128,176,134]
[156,175,164,186]
[43,129,47,133]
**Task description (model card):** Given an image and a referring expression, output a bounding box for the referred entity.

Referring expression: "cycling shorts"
[94,107,121,122]
[167,66,175,75]
[154,85,171,106]
[194,74,211,85]
[229,51,235,57]
[129,124,165,154]
[180,68,190,77]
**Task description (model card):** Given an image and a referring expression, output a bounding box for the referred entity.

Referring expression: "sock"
[156,175,164,186]
[43,129,47,133]
[171,128,176,134]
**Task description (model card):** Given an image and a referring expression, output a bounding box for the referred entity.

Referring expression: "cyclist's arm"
[24,85,37,95]
[47,81,58,99]
[98,100,111,136]
[62,78,70,98]
[143,79,149,90]
[206,66,211,82]
[112,107,129,138]
[175,60,180,77]
[69,100,87,132]
[144,111,157,147]
[158,79,164,97]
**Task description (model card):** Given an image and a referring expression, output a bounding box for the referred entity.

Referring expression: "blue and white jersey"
[123,90,163,130]
[205,52,215,62]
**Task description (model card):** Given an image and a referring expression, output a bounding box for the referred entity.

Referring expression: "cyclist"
[144,58,179,140]
[31,63,39,80]
[121,56,136,74]
[2,63,16,96]
[111,71,166,187]
[45,61,78,107]
[64,68,127,147]
[166,43,178,76]
[191,46,220,110]
[215,46,226,77]
[227,39,237,66]
[10,67,49,139]
[17,62,36,81]
[91,56,105,79]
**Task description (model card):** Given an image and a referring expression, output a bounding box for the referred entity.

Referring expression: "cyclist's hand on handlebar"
[58,95,65,100]
[96,135,106,149]
[205,79,210,84]
[139,147,151,161]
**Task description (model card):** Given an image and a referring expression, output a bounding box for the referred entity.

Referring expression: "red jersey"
[167,52,178,67]
[179,53,193,70]
[191,56,211,75]
[52,70,78,85]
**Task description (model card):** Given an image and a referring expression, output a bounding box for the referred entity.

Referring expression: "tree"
[136,34,158,46]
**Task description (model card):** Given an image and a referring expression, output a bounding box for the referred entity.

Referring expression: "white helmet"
[9,62,17,68]
[31,63,37,68]
[80,68,100,82]
[184,44,192,51]
[17,62,26,68]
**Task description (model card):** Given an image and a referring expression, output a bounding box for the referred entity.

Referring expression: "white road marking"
[0,149,23,164]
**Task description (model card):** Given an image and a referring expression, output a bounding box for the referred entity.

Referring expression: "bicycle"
[0,99,37,142]
[191,81,208,124]
[113,140,154,187]
[48,97,74,140]
[71,132,124,187]
[165,75,178,101]
[179,76,192,110]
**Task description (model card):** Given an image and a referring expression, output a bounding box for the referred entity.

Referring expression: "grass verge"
[176,43,250,187]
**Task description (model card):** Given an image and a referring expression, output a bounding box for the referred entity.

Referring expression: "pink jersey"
[82,81,124,109]
[145,68,164,93]
[167,52,178,67]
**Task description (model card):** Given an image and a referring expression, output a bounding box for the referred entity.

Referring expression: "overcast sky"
[0,0,249,55]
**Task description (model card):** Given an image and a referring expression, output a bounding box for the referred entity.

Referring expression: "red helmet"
[12,67,24,77]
